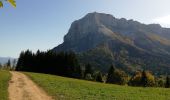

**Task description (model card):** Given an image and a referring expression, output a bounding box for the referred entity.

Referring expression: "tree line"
[15,50,170,88]
[0,59,16,70]
[16,50,81,78]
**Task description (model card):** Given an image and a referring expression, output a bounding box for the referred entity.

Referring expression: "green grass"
[25,72,170,100]
[0,70,11,100]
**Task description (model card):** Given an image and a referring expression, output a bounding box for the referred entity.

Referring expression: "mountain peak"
[85,12,115,18]
[53,12,170,74]
[84,12,116,24]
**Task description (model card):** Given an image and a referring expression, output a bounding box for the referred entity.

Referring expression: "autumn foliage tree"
[129,70,155,87]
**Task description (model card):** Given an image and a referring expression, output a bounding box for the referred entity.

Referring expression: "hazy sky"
[1,0,170,57]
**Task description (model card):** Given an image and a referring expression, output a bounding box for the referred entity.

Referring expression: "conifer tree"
[165,75,170,88]
[95,72,103,82]
[141,70,147,87]
[16,50,80,78]
[6,59,11,67]
[0,63,2,69]
[84,63,93,77]
[106,65,115,83]
[77,65,84,79]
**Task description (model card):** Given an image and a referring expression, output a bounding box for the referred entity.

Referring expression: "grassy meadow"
[0,70,11,100]
[25,72,170,100]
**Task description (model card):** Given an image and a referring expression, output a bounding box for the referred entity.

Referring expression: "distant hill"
[53,12,170,74]
[0,57,16,65]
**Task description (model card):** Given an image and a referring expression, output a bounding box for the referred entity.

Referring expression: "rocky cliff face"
[53,12,170,74]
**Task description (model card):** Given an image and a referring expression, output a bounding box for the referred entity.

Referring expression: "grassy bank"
[25,72,170,100]
[0,70,11,100]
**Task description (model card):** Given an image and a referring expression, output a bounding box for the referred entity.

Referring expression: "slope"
[25,72,170,100]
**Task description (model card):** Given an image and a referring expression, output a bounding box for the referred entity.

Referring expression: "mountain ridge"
[53,12,170,74]
[0,57,16,65]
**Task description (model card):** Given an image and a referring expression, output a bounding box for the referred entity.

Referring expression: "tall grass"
[0,70,11,100]
[25,72,170,100]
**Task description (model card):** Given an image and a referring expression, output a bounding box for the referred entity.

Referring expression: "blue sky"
[1,0,170,57]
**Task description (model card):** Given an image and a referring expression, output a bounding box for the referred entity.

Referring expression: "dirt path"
[8,71,53,100]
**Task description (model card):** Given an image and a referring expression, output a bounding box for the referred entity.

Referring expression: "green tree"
[157,79,164,87]
[106,65,116,83]
[84,63,93,77]
[165,75,170,88]
[77,65,84,79]
[6,59,11,67]
[0,0,16,8]
[0,63,2,69]
[141,70,147,87]
[16,50,81,78]
[95,72,103,82]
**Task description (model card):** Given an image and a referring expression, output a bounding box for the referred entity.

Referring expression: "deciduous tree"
[0,0,16,8]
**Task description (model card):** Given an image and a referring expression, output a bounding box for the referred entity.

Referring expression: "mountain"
[53,12,170,74]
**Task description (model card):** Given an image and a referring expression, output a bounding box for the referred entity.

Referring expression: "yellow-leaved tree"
[0,0,16,8]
